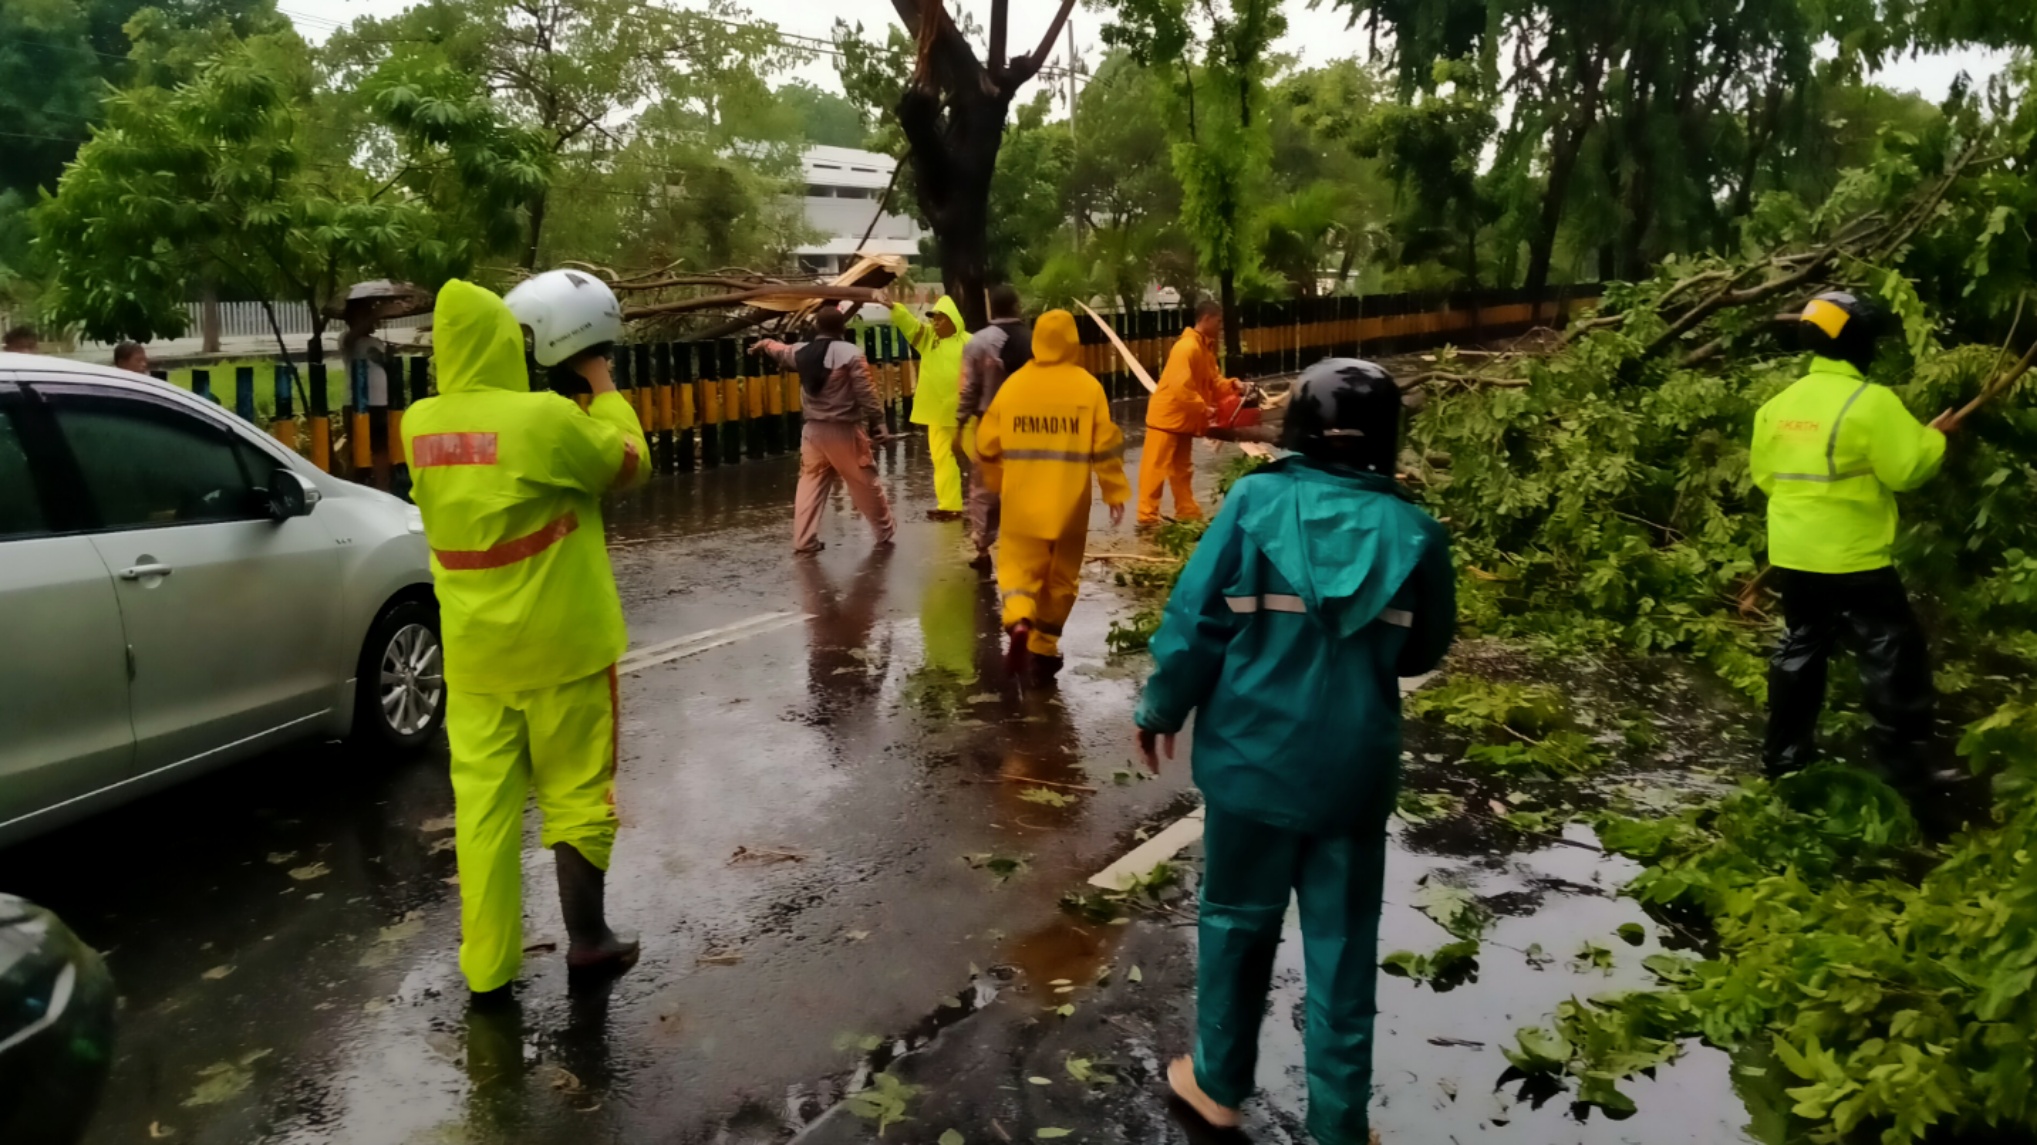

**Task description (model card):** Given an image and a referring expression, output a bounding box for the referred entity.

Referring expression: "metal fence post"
[720,339,743,466]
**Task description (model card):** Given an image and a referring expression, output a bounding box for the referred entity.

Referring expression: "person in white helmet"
[401,271,649,1004]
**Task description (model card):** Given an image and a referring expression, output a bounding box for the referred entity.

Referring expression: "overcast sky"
[278,0,2009,105]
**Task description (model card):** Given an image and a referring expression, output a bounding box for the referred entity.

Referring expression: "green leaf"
[1036,1131,1071,1140]
[940,1132,965,1145]
[1018,787,1075,807]
[1412,880,1491,940]
[1615,923,1646,946]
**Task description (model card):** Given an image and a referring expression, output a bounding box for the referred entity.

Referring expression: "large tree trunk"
[1524,39,1605,295]
[890,0,1076,331]
[201,278,221,354]
[899,84,1006,330]
[1219,267,1239,361]
[522,192,547,271]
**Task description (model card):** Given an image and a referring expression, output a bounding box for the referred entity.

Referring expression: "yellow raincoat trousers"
[976,310,1130,658]
[402,280,649,993]
[894,297,971,512]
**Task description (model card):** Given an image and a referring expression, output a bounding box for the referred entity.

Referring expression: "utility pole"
[1065,20,1079,149]
[1066,20,1081,249]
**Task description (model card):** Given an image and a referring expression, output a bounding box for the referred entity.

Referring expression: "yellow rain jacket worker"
[1750,290,1955,791]
[1140,299,1242,525]
[403,273,649,1000]
[893,296,971,516]
[976,309,1130,683]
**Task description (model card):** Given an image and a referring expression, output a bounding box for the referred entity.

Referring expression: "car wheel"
[353,599,446,750]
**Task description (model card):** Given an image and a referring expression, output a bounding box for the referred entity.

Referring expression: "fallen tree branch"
[1085,552,1181,564]
[1955,337,2037,423]
[623,285,885,320]
[998,774,1097,793]
[1407,370,1531,389]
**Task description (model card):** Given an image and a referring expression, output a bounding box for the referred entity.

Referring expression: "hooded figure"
[974,309,1130,682]
[892,295,972,516]
[1134,358,1455,1145]
[403,278,649,999]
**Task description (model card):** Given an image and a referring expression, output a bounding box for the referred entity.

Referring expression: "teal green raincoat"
[1136,458,1455,834]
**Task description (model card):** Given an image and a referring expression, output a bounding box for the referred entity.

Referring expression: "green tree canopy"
[36,29,545,358]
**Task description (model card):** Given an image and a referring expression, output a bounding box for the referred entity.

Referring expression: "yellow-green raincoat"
[402,279,648,992]
[894,297,971,512]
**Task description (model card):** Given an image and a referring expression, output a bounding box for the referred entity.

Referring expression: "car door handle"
[118,563,173,580]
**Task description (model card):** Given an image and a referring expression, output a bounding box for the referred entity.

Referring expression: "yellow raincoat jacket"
[402,280,649,694]
[977,310,1130,659]
[977,309,1129,539]
[894,296,970,427]
[1751,356,1944,574]
[1147,327,1238,435]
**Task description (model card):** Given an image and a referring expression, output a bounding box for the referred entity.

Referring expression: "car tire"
[352,598,447,750]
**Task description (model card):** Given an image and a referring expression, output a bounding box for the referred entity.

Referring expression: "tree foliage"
[325,0,803,271]
[1403,62,2037,1142]
[1100,0,1285,354]
[36,29,544,356]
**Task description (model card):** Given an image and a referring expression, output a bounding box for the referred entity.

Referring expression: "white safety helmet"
[503,269,624,367]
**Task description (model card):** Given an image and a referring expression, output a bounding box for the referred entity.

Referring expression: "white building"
[794,145,925,276]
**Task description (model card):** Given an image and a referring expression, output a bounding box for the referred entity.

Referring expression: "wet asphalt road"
[2,411,1203,1145]
[2,411,1767,1144]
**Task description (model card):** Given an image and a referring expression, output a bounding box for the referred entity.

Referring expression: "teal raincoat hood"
[1236,459,1430,638]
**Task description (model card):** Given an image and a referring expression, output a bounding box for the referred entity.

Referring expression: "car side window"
[48,393,262,530]
[0,394,50,539]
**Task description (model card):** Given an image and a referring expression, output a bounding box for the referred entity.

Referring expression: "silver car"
[0,354,445,847]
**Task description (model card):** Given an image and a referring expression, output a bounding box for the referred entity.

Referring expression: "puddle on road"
[799,644,1791,1145]
[1249,645,1775,1144]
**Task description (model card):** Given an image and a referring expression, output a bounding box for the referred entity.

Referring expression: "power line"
[0,129,87,145]
[0,34,132,65]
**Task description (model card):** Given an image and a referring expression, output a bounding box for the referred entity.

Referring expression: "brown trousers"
[794,421,896,553]
[967,463,1000,551]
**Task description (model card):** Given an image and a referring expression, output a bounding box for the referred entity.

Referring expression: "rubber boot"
[553,843,640,981]
[1030,654,1064,688]
[1005,621,1033,679]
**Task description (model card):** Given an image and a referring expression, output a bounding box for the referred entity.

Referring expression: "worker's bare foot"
[1166,1056,1240,1129]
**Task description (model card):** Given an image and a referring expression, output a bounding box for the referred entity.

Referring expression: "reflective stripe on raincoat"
[402,279,649,694]
[1751,356,1945,574]
[1147,327,1237,435]
[975,309,1130,539]
[1136,458,1455,835]
[893,296,970,427]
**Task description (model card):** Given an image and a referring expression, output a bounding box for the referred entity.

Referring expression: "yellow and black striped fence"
[180,283,1600,488]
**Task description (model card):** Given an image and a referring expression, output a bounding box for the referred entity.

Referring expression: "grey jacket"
[757,339,884,432]
[958,320,1026,422]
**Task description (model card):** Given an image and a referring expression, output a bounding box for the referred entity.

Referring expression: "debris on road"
[728,845,807,865]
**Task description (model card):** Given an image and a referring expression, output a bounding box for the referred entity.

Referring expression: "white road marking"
[1089,807,1206,890]
[1085,672,1440,889]
[616,611,809,675]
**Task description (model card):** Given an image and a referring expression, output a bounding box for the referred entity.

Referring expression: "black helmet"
[1798,291,1891,372]
[1282,358,1402,473]
[0,896,117,1145]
